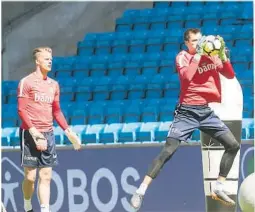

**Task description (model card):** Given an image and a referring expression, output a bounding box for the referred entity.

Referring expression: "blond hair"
[33,47,52,60]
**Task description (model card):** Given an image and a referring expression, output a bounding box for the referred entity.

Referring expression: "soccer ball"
[203,35,222,56]
[238,172,255,212]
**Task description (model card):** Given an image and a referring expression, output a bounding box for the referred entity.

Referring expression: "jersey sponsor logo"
[34,93,53,103]
[197,63,216,74]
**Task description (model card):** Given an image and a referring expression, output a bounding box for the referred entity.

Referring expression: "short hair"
[33,47,52,60]
[184,28,201,41]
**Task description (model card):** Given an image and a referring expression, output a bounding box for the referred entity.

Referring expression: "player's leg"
[38,131,58,212]
[38,167,52,212]
[23,167,37,212]
[211,131,239,206]
[199,110,240,205]
[130,104,199,210]
[20,128,40,212]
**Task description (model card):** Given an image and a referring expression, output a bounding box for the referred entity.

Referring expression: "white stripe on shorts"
[21,129,25,166]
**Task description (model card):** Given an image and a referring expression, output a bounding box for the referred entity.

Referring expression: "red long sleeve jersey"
[17,72,68,132]
[175,50,235,105]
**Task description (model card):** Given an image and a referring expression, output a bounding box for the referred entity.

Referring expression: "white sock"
[24,198,32,211]
[41,204,50,212]
[136,183,148,195]
[215,181,224,191]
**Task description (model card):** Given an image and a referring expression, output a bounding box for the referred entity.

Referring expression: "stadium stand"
[2,1,253,146]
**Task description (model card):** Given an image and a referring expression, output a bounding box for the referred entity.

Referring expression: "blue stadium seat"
[82,124,105,144]
[111,84,128,100]
[2,137,9,146]
[100,123,123,143]
[53,126,65,145]
[108,62,124,76]
[60,86,74,102]
[70,110,87,125]
[75,86,92,102]
[141,106,158,122]
[146,42,162,53]
[95,46,111,56]
[139,122,160,141]
[142,61,159,75]
[77,41,94,56]
[125,65,141,77]
[88,107,104,125]
[235,39,252,48]
[105,107,122,124]
[118,122,142,143]
[159,105,174,122]
[7,88,17,104]
[112,46,128,54]
[123,106,141,123]
[128,84,145,99]
[146,83,163,99]
[129,42,145,54]
[154,121,171,141]
[164,83,179,98]
[90,63,107,77]
[73,62,89,78]
[93,85,110,100]
[163,42,179,53]
[135,75,150,84]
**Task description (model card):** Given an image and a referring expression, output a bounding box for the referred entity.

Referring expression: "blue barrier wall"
[2,143,254,212]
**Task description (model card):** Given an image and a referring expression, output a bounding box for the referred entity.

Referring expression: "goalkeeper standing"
[130,28,240,210]
[17,47,81,212]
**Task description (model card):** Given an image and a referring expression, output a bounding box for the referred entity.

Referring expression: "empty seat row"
[77,41,252,56]
[52,53,253,71]
[48,63,253,80]
[123,3,252,18]
[115,13,252,32]
[153,1,250,9]
[2,118,254,146]
[83,29,251,43]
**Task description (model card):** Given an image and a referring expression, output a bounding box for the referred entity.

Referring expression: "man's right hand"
[196,36,207,56]
[29,127,47,151]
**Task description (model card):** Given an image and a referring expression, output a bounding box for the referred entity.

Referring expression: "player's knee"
[25,172,36,184]
[159,137,180,160]
[39,168,52,183]
[228,140,240,153]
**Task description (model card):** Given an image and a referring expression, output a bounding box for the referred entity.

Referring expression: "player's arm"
[17,79,47,151]
[176,52,201,82]
[53,83,81,150]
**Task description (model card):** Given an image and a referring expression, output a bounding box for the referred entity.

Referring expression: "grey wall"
[2,2,152,81]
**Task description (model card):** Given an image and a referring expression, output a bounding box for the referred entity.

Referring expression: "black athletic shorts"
[167,104,230,141]
[20,128,58,168]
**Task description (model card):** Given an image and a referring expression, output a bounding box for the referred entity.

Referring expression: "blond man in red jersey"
[17,47,81,212]
[130,29,240,210]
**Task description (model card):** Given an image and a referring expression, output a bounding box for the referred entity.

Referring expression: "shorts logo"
[24,156,37,162]
[34,93,53,103]
[168,127,183,136]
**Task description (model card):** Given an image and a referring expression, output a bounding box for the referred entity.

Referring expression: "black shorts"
[20,128,58,168]
[167,104,230,141]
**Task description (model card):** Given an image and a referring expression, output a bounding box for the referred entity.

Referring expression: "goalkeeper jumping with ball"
[130,28,240,210]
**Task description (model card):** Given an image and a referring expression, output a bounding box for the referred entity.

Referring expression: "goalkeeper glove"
[217,35,228,62]
[196,36,207,56]
[65,128,82,150]
[29,127,47,151]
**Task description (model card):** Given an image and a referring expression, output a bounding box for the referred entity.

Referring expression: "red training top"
[175,50,235,105]
[17,72,68,132]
